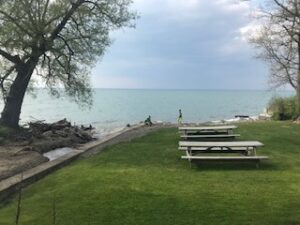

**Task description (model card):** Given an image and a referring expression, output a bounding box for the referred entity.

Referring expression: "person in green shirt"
[178,109,183,125]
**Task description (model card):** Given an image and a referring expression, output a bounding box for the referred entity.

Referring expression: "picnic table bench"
[179,125,239,140]
[180,134,240,139]
[179,141,268,168]
[179,125,237,133]
[178,125,237,134]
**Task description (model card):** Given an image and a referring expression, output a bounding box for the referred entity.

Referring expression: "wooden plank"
[179,141,264,147]
[178,125,237,131]
[180,134,240,138]
[179,147,248,153]
[181,149,248,154]
[181,156,269,160]
[179,147,251,151]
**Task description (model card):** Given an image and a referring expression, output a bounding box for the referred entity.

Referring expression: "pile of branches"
[15,119,95,154]
[28,119,94,142]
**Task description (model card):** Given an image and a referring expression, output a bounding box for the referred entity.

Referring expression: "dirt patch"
[0,119,94,181]
[0,120,177,182]
[0,147,48,181]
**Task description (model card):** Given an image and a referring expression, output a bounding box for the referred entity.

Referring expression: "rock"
[293,117,300,124]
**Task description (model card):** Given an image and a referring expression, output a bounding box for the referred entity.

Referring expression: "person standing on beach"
[178,109,183,125]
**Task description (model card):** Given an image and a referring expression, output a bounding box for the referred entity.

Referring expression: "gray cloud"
[91,0,268,89]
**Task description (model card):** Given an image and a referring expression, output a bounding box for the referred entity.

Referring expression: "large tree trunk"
[298,36,300,116]
[297,70,300,116]
[0,58,38,128]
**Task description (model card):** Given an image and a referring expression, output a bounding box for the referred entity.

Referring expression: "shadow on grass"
[190,161,281,171]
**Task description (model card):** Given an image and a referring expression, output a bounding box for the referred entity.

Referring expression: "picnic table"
[179,141,268,168]
[179,125,239,139]
[179,125,237,134]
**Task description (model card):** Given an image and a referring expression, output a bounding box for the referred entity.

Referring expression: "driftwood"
[0,119,96,182]
[28,119,71,134]
[23,119,95,153]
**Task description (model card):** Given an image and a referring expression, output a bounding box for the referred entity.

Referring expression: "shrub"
[268,96,298,120]
[0,125,14,137]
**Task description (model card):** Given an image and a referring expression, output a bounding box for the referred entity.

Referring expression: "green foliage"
[0,125,14,143]
[0,0,137,106]
[268,96,298,120]
[1,122,300,225]
[0,125,13,138]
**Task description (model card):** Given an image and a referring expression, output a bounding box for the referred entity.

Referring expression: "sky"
[90,0,269,90]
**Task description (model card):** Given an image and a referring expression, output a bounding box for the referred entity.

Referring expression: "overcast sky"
[90,0,269,90]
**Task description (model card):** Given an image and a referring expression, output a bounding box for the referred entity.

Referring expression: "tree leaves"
[0,0,137,106]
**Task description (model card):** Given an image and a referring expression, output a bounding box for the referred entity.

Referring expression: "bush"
[0,125,16,142]
[268,96,298,120]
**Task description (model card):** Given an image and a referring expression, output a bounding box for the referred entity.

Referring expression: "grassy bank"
[0,122,300,225]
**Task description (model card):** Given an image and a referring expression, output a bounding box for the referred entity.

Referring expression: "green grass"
[1,121,300,225]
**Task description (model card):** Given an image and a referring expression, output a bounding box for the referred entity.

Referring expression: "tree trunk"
[297,70,300,116]
[298,35,300,116]
[0,58,38,128]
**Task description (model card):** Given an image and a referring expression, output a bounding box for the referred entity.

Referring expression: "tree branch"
[0,48,22,64]
[0,9,33,36]
[50,0,84,41]
[273,0,297,16]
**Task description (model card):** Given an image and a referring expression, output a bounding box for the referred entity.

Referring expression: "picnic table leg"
[186,147,193,169]
[253,147,257,156]
[244,147,248,156]
[247,147,256,156]
[188,146,192,156]
[256,160,260,169]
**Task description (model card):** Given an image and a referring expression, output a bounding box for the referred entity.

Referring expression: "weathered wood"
[179,148,248,154]
[178,125,237,131]
[179,141,264,148]
[180,134,240,139]
[181,155,269,160]
[179,146,252,151]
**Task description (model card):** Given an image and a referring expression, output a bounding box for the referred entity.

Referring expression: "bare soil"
[0,119,94,181]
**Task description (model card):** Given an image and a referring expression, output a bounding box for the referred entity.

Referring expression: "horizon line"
[33,87,294,92]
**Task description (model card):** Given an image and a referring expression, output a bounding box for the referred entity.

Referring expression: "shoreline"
[0,123,176,202]
[0,112,271,202]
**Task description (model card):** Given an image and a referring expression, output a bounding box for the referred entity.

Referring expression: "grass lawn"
[1,121,300,225]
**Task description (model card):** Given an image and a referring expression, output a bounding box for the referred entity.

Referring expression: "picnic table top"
[180,134,240,138]
[181,155,269,160]
[179,141,264,147]
[178,125,237,131]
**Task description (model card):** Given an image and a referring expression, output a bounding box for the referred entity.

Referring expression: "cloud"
[215,0,250,12]
[91,0,268,89]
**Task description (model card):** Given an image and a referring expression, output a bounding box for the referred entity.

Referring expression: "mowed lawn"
[1,122,300,225]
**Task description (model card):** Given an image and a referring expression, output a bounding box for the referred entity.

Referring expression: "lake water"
[0,89,293,134]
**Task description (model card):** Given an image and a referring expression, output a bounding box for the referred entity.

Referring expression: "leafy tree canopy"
[0,0,136,107]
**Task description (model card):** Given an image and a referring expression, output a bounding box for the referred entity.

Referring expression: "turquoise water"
[0,89,294,130]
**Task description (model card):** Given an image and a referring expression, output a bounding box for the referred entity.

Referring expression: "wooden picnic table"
[179,141,263,155]
[179,141,268,168]
[178,125,237,135]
